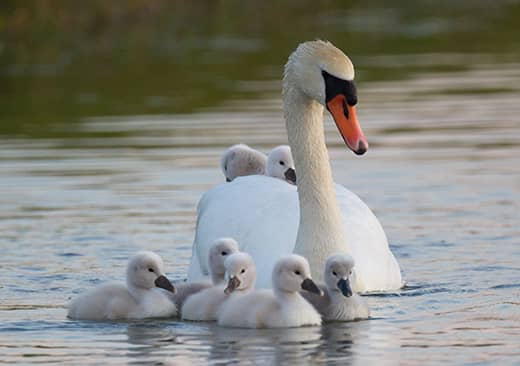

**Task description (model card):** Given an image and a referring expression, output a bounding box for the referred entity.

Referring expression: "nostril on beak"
[355,140,368,155]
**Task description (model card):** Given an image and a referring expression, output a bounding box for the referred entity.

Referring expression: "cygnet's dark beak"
[337,278,353,297]
[224,276,241,294]
[226,177,232,182]
[301,278,323,296]
[284,168,297,184]
[155,275,175,293]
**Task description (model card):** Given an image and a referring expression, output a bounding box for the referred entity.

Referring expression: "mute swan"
[217,254,322,328]
[68,251,177,321]
[188,40,402,292]
[301,254,369,321]
[173,237,239,308]
[181,251,255,321]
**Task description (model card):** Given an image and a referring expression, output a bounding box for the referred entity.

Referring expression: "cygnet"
[68,251,176,321]
[181,251,256,321]
[266,145,296,184]
[173,237,239,308]
[301,254,369,321]
[221,144,267,182]
[217,254,322,328]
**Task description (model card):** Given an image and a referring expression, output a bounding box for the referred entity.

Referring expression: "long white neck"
[283,85,348,282]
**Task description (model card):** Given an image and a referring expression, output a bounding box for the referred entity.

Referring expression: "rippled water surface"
[1,61,519,365]
[2,2,520,364]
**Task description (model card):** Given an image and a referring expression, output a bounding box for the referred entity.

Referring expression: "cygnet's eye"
[148,268,154,273]
[332,271,337,276]
[279,161,285,166]
[241,269,246,274]
[294,270,301,275]
[349,270,353,275]
[221,251,228,256]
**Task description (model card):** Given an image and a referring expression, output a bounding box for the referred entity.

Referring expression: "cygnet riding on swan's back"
[217,254,322,328]
[172,237,239,309]
[188,40,402,292]
[181,251,256,321]
[222,144,296,184]
[301,254,369,321]
[266,145,296,184]
[221,144,267,182]
[68,251,176,321]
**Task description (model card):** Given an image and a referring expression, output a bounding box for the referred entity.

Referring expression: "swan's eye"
[241,269,246,274]
[279,161,285,166]
[294,270,301,275]
[148,268,154,273]
[332,271,337,276]
[221,251,228,256]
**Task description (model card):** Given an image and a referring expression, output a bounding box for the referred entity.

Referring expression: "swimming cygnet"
[172,237,239,309]
[301,254,370,321]
[266,145,296,184]
[67,251,177,321]
[221,144,267,182]
[217,254,322,328]
[182,251,256,321]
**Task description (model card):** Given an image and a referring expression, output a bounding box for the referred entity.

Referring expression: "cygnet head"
[266,145,296,184]
[221,144,267,182]
[284,40,368,155]
[126,251,175,293]
[208,237,240,284]
[324,254,355,297]
[272,254,322,295]
[223,252,256,294]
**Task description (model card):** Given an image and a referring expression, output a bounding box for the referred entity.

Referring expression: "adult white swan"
[187,40,402,292]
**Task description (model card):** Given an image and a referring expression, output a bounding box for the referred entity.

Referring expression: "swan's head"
[266,145,296,184]
[126,251,175,293]
[208,237,240,283]
[284,40,368,155]
[324,254,355,297]
[223,252,256,294]
[221,144,267,182]
[272,254,323,295]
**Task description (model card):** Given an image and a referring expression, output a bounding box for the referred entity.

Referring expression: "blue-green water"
[1,2,520,365]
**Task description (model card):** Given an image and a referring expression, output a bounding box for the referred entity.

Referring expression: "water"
[2,2,520,365]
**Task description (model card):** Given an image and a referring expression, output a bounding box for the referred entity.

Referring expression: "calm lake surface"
[1,2,520,365]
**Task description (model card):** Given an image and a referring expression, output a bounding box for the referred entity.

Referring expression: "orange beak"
[326,95,368,155]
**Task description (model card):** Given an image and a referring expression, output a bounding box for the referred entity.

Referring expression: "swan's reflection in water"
[122,319,379,365]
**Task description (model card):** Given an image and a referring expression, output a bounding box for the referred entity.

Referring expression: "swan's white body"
[68,252,177,320]
[188,40,402,292]
[217,255,322,328]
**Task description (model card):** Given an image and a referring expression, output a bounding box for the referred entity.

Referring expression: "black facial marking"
[322,70,357,106]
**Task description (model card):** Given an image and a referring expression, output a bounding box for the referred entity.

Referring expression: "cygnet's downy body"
[68,251,176,321]
[218,254,322,328]
[266,145,296,184]
[173,238,239,309]
[221,144,267,182]
[182,251,256,321]
[301,254,369,321]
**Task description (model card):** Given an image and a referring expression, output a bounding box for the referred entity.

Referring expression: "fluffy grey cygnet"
[172,237,239,309]
[301,254,369,321]
[67,251,176,321]
[217,254,322,328]
[181,251,256,321]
